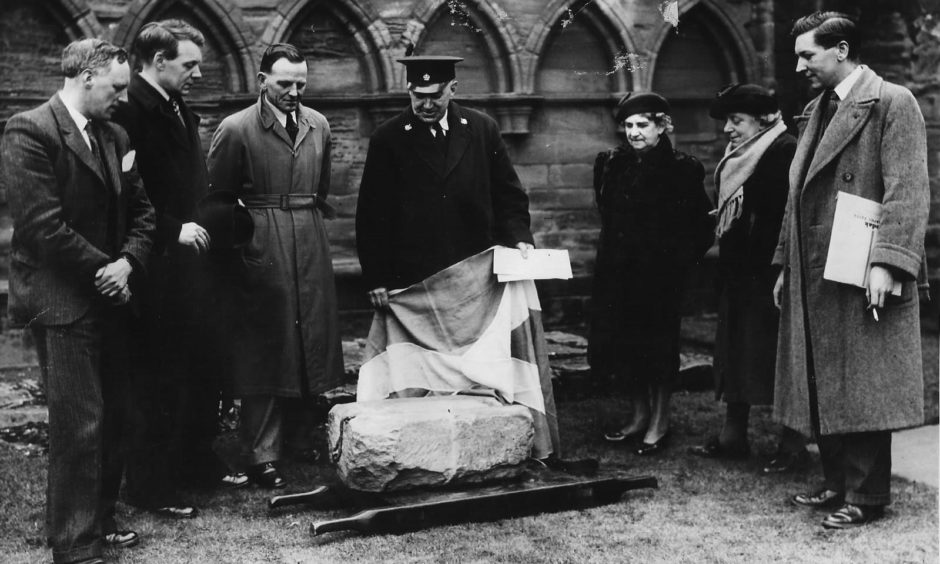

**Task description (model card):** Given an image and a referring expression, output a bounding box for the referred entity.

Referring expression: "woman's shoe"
[634,432,670,456]
[688,436,750,459]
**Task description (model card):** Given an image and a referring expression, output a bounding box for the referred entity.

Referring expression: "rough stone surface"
[328,396,534,492]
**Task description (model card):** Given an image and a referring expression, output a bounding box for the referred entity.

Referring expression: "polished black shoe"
[790,489,844,509]
[634,432,669,456]
[762,449,810,474]
[248,462,286,489]
[219,472,250,489]
[688,437,749,459]
[821,503,884,529]
[102,530,139,548]
[153,505,198,519]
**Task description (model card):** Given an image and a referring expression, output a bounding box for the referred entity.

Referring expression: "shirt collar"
[263,95,296,129]
[59,93,89,134]
[438,110,449,132]
[138,71,172,102]
[833,65,865,101]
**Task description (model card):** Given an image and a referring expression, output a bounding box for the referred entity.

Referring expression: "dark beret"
[615,92,670,122]
[709,83,778,119]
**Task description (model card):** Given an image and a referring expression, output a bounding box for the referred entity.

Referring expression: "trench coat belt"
[239,193,336,219]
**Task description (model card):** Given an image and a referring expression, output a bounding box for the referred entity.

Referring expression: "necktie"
[286,112,298,144]
[85,121,105,171]
[170,98,187,129]
[432,122,447,155]
[821,90,840,131]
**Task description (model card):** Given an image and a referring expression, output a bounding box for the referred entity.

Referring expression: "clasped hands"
[368,242,535,310]
[95,257,133,305]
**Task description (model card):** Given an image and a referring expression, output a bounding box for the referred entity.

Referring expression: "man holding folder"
[772,12,929,529]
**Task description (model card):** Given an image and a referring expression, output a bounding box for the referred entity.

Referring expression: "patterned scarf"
[714,119,787,238]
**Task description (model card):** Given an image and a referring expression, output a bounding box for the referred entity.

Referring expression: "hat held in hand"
[197,190,254,250]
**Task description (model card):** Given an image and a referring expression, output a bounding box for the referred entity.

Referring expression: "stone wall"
[0,0,937,322]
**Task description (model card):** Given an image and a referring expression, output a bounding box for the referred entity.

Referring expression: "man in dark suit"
[113,19,246,519]
[1,38,155,564]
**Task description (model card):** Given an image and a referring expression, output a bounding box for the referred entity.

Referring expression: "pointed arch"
[525,0,639,95]
[113,0,254,94]
[406,0,522,93]
[646,0,759,92]
[260,0,390,94]
[0,0,103,97]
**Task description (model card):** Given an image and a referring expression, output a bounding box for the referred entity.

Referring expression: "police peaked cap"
[397,56,464,88]
[709,83,778,119]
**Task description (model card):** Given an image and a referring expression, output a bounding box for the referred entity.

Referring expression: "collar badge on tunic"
[460,118,468,124]
[404,124,413,131]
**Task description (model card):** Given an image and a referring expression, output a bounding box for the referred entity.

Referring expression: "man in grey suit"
[1,39,155,563]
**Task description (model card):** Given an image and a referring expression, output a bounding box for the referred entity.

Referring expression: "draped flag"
[357,247,560,458]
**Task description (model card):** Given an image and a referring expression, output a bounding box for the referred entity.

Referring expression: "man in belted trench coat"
[207,43,344,489]
[773,12,929,529]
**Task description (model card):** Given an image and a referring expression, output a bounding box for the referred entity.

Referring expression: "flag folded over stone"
[357,247,560,458]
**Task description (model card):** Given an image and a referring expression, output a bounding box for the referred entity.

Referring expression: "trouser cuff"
[53,539,102,564]
[846,491,891,506]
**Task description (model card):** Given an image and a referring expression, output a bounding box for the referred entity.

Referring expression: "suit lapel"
[50,95,106,185]
[295,106,314,149]
[402,110,446,175]
[442,103,470,179]
[802,68,882,189]
[258,97,295,148]
[133,76,190,149]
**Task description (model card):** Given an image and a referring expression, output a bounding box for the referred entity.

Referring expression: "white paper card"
[493,247,573,282]
[823,191,901,295]
[121,150,136,172]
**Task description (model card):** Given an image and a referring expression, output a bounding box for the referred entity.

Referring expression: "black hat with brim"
[709,83,778,119]
[615,91,670,123]
[397,56,464,90]
[197,190,254,250]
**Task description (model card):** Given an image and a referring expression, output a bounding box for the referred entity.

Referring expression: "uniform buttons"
[842,172,854,182]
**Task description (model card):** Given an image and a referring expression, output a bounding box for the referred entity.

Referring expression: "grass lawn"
[1,390,937,564]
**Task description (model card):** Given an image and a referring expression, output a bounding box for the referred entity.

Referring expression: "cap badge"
[423,73,431,81]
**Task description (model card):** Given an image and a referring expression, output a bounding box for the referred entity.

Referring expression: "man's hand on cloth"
[95,257,133,298]
[368,287,390,310]
[179,221,211,253]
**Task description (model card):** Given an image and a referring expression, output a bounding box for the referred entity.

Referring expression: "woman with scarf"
[689,84,808,472]
[590,92,714,455]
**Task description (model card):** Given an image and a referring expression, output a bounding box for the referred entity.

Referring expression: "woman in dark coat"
[589,92,714,455]
[689,84,807,470]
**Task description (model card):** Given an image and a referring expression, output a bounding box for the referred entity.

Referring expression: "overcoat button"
[842,172,853,182]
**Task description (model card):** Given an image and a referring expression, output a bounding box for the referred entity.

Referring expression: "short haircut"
[61,38,128,78]
[133,19,205,67]
[259,43,305,73]
[791,11,860,61]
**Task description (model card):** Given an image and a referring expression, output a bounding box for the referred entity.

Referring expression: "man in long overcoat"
[207,43,344,488]
[773,12,929,529]
[356,56,560,458]
[114,19,246,517]
[1,39,155,562]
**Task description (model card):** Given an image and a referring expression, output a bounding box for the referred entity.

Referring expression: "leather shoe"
[153,505,198,519]
[248,462,286,489]
[603,429,644,443]
[102,530,139,548]
[634,432,669,456]
[821,503,884,529]
[688,437,749,459]
[219,472,249,489]
[790,489,844,509]
[762,449,809,474]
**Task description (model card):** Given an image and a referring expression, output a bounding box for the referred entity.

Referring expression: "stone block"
[515,164,549,189]
[328,396,534,492]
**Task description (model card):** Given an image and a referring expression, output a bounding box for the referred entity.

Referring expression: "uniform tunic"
[356,102,533,290]
[207,97,343,398]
